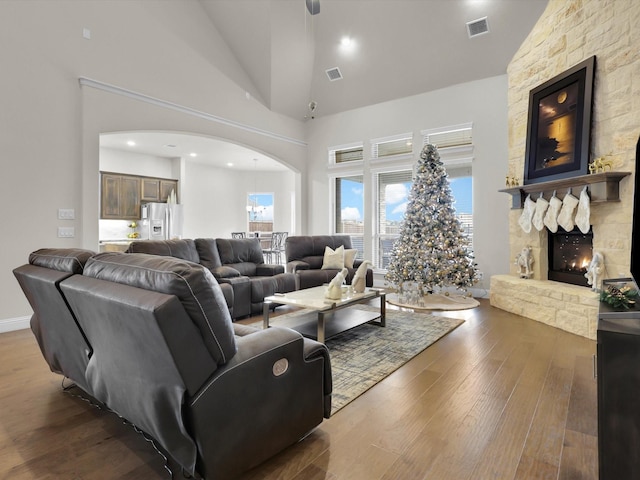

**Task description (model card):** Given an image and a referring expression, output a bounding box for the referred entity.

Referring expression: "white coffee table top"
[265,285,380,311]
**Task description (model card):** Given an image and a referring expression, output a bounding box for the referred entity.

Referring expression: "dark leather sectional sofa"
[286,235,374,289]
[13,248,331,479]
[127,237,296,319]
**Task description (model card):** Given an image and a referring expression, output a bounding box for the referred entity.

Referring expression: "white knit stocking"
[557,192,580,232]
[518,195,535,233]
[543,196,562,233]
[532,196,549,232]
[575,187,591,234]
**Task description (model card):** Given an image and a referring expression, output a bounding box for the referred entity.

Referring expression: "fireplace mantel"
[499,171,631,209]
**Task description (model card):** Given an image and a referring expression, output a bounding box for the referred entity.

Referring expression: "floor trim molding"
[0,316,30,334]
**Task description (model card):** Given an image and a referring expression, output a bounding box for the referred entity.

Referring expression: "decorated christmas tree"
[385,143,478,294]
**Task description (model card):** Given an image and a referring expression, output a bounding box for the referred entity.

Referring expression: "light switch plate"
[58,208,75,220]
[57,227,75,238]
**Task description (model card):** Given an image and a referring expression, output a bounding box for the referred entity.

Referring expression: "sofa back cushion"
[286,235,354,269]
[126,239,200,264]
[83,252,236,365]
[29,247,95,273]
[215,238,264,276]
[194,238,223,270]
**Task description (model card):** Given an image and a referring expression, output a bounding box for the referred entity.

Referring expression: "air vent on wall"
[466,16,489,38]
[325,67,343,81]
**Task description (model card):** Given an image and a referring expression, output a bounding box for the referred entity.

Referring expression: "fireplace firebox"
[548,227,593,287]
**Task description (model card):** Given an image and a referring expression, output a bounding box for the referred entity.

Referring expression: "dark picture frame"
[523,56,596,184]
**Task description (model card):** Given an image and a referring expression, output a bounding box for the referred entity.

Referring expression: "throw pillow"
[344,249,357,269]
[321,245,344,270]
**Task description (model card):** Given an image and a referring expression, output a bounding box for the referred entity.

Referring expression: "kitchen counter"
[99,240,132,253]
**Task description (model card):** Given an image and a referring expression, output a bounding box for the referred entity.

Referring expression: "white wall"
[304,75,511,291]
[1,0,306,326]
[181,162,296,239]
[100,148,177,178]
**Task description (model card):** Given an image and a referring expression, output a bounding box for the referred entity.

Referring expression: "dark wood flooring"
[0,299,597,479]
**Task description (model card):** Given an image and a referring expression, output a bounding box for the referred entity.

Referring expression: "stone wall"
[491,0,640,338]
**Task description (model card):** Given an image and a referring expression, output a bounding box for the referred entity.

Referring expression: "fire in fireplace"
[548,227,593,287]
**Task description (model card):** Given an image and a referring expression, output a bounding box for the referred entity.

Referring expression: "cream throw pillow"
[321,245,344,269]
[344,249,357,269]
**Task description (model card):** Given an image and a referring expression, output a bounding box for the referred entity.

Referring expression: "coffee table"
[263,286,386,343]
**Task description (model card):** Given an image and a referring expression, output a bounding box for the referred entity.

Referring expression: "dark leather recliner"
[127,238,296,319]
[285,235,374,289]
[13,248,331,480]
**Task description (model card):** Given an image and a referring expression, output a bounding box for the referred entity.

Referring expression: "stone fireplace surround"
[489,0,640,341]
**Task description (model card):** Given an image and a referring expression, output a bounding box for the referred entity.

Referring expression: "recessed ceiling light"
[126,140,136,147]
[340,37,352,47]
[227,162,234,167]
[189,152,197,157]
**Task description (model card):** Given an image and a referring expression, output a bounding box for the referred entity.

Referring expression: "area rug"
[253,306,464,415]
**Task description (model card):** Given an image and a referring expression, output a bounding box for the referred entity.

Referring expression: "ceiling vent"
[326,67,343,81]
[466,17,489,38]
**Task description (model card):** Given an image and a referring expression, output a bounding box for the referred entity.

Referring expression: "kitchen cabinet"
[160,179,178,202]
[100,173,140,220]
[597,278,640,479]
[141,178,161,202]
[101,172,178,220]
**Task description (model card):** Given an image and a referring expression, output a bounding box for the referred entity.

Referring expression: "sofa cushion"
[194,238,223,271]
[29,248,95,273]
[216,238,265,265]
[344,249,358,269]
[127,239,200,264]
[83,252,237,366]
[321,245,344,270]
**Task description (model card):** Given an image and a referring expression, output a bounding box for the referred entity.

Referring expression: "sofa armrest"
[256,264,285,276]
[287,260,309,273]
[187,327,331,479]
[211,266,241,279]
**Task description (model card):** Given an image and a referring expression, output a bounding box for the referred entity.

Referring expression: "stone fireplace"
[489,0,640,341]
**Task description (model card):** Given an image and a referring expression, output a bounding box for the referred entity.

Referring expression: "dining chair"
[264,232,287,264]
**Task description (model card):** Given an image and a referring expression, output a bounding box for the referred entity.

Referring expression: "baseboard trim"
[0,316,30,334]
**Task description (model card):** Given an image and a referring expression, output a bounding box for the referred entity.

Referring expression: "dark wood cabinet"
[100,172,178,220]
[141,178,161,202]
[100,173,140,220]
[160,179,178,202]
[597,278,640,480]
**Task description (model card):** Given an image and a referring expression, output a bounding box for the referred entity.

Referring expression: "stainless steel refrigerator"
[141,202,184,240]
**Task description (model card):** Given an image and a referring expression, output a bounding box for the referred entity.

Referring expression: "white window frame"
[328,142,364,168]
[370,132,413,161]
[329,168,366,258]
[421,122,474,166]
[371,160,414,272]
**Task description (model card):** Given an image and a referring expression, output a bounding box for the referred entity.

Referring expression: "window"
[371,133,413,159]
[334,175,364,258]
[329,143,363,164]
[375,170,413,269]
[422,123,473,165]
[374,166,473,270]
[247,193,273,233]
[448,167,474,248]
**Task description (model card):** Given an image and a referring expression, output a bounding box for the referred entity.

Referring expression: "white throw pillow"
[344,249,357,269]
[321,245,344,269]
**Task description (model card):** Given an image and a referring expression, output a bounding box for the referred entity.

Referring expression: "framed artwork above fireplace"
[523,56,596,185]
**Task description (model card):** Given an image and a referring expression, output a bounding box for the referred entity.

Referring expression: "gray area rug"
[254,306,464,415]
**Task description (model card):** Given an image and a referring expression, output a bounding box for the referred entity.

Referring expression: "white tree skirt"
[386,292,479,311]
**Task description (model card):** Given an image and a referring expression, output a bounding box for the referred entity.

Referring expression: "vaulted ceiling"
[199,0,549,121]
